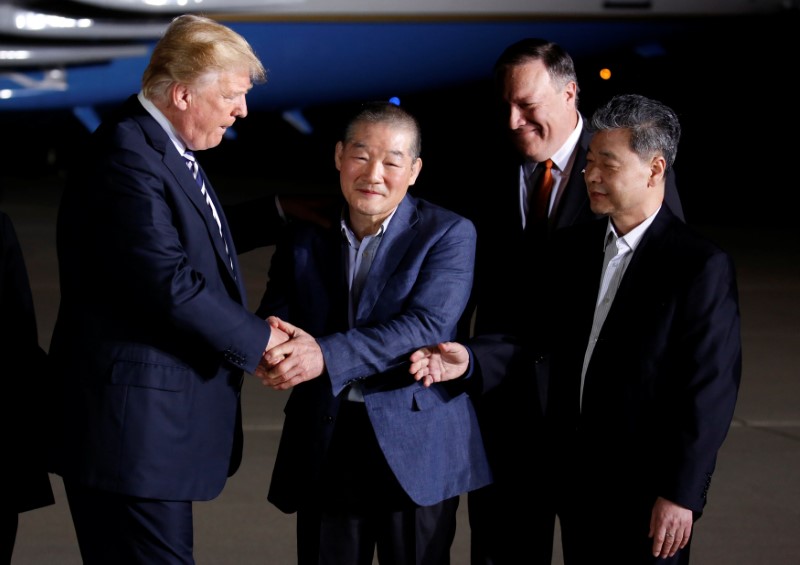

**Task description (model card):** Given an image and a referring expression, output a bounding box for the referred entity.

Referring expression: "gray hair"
[590,94,681,169]
[142,14,266,102]
[343,101,422,160]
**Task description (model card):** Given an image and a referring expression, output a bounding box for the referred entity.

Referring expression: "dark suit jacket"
[464,125,685,483]
[258,194,492,512]
[49,95,277,501]
[472,125,684,335]
[473,206,741,516]
[0,211,54,514]
[545,207,740,513]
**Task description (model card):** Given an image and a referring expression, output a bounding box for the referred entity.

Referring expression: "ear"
[334,141,344,171]
[564,81,578,106]
[408,157,423,185]
[171,83,191,111]
[648,155,667,187]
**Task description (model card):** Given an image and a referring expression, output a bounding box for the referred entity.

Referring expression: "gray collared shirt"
[579,210,659,409]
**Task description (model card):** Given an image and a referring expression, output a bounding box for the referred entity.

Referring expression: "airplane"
[0,0,794,136]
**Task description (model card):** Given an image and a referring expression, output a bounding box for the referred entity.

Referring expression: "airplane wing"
[0,0,792,124]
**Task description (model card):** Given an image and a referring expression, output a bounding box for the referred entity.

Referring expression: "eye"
[347,150,368,161]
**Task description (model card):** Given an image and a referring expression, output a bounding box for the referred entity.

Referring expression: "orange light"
[599,68,612,80]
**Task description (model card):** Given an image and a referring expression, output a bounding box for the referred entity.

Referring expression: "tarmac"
[2,161,799,565]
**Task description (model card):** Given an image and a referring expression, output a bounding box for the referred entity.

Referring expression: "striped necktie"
[184,151,235,274]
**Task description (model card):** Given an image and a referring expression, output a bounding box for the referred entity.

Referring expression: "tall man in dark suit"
[255,101,492,565]
[410,94,741,565]
[459,38,687,564]
[48,15,289,564]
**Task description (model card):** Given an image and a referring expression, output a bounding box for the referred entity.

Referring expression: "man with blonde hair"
[49,15,289,563]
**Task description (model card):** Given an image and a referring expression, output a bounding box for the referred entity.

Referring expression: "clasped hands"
[255,316,325,390]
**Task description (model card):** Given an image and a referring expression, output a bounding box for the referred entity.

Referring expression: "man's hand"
[409,341,469,387]
[255,316,325,390]
[265,321,290,356]
[649,496,693,559]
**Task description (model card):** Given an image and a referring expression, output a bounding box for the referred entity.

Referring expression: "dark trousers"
[297,400,458,565]
[468,479,556,565]
[64,479,194,565]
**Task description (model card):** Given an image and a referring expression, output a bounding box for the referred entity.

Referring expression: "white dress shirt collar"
[604,204,661,253]
[137,91,190,157]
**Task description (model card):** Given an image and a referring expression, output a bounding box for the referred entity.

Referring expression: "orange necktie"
[531,158,554,221]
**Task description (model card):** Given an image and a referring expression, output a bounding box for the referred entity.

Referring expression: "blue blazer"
[49,95,273,501]
[259,194,493,511]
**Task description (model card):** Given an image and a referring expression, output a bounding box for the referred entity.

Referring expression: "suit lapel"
[353,196,417,322]
[599,207,677,331]
[552,126,593,230]
[132,100,243,294]
[193,166,244,293]
[170,154,240,279]
[132,99,218,243]
[319,225,351,332]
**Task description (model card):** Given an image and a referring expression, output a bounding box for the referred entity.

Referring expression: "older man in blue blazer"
[256,101,492,565]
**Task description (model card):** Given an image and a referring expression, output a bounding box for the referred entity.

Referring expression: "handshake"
[255,316,324,390]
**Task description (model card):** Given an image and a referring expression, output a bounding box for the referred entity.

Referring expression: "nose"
[583,163,599,183]
[509,104,525,129]
[234,95,248,118]
[365,161,383,182]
